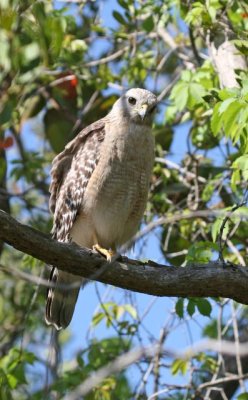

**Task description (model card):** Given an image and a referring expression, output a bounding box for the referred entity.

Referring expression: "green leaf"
[202,182,215,202]
[113,11,126,25]
[218,97,236,114]
[195,298,212,317]
[48,16,66,57]
[0,99,15,126]
[70,39,87,53]
[181,70,191,82]
[123,304,137,319]
[171,358,188,375]
[234,39,248,56]
[6,374,18,389]
[187,299,196,316]
[117,0,129,10]
[115,305,125,320]
[211,217,229,243]
[203,320,218,339]
[188,83,206,108]
[211,220,219,243]
[165,105,178,123]
[211,102,222,135]
[142,16,154,32]
[175,298,184,318]
[92,312,105,327]
[170,82,189,111]
[231,168,240,191]
[0,7,17,31]
[22,95,46,121]
[232,155,248,180]
[237,394,248,400]
[222,101,244,138]
[0,158,6,181]
[0,376,13,400]
[218,87,239,100]
[44,108,73,153]
[88,338,130,368]
[101,302,116,311]
[208,5,217,22]
[186,241,217,263]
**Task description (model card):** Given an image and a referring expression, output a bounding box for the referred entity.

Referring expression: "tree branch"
[206,17,247,88]
[0,210,248,304]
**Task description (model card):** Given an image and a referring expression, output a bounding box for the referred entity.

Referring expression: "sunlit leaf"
[171,358,188,375]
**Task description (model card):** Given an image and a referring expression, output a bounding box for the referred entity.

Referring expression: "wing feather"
[49,119,106,242]
[46,118,106,329]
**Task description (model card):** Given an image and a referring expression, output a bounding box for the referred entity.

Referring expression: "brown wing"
[49,118,106,242]
[46,119,106,329]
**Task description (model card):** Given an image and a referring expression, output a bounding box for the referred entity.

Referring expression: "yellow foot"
[93,244,119,262]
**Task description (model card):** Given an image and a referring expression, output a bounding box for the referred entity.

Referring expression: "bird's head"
[111,88,157,125]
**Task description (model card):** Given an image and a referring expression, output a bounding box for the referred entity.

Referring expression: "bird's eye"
[128,97,136,105]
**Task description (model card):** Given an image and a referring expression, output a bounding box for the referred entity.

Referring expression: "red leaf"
[54,73,78,99]
[0,136,14,149]
[70,76,78,87]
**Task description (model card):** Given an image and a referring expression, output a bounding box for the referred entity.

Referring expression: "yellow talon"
[93,244,118,262]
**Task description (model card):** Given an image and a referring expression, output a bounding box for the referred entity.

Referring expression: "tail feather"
[45,268,81,330]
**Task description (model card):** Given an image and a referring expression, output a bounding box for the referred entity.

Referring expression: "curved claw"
[93,244,120,262]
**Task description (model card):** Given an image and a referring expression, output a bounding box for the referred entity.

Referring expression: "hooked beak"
[138,104,149,120]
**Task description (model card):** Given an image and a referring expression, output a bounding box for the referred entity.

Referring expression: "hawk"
[45,88,157,329]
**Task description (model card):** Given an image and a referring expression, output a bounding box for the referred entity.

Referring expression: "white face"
[113,88,158,125]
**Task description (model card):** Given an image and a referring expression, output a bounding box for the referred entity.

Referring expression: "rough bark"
[0,151,10,255]
[0,209,248,304]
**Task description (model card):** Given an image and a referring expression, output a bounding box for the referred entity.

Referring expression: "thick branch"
[0,151,10,255]
[0,210,248,304]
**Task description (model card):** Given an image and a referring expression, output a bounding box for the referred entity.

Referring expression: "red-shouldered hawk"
[45,88,157,329]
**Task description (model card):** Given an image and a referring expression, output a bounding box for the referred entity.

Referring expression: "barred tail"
[45,267,81,330]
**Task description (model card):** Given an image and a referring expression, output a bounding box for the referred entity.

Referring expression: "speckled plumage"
[46,88,157,329]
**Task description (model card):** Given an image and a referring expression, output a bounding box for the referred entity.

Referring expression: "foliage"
[0,0,248,399]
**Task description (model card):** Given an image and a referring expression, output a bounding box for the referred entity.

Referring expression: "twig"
[148,385,190,400]
[199,371,248,390]
[227,239,245,266]
[157,73,181,102]
[0,263,82,289]
[157,28,178,50]
[94,283,121,336]
[72,90,99,134]
[83,46,129,67]
[231,301,246,393]
[218,200,247,264]
[155,157,206,183]
[135,360,154,399]
[153,328,167,397]
[189,27,202,66]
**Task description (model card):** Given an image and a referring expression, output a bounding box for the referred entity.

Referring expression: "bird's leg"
[93,244,120,262]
